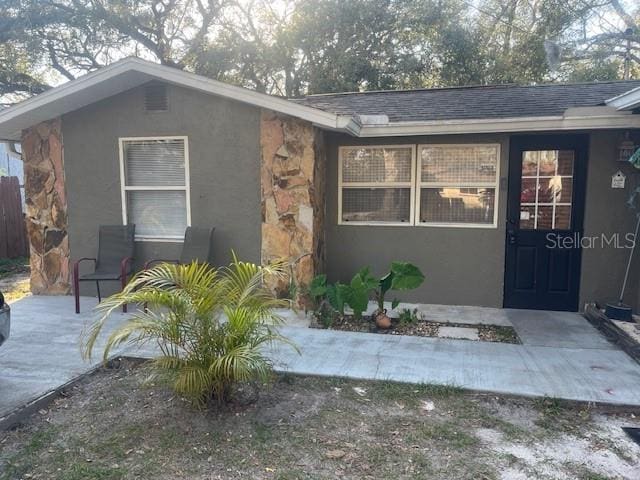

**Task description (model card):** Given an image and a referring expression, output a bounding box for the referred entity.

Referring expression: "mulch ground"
[313,315,521,344]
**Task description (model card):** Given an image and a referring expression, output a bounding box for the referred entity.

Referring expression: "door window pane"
[555,206,572,230]
[537,177,573,204]
[519,205,536,230]
[519,150,574,230]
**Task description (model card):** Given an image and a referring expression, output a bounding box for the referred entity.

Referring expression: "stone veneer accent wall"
[21,118,71,294]
[260,110,325,300]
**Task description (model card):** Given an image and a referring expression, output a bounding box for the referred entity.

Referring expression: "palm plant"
[82,256,295,406]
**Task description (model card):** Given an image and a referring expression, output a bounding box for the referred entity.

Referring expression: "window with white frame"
[338,145,415,224]
[337,144,500,227]
[417,144,500,226]
[119,136,190,241]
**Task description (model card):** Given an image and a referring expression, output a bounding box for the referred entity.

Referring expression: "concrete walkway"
[1,296,640,425]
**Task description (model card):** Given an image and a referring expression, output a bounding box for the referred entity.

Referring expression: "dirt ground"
[1,360,639,480]
[0,257,30,303]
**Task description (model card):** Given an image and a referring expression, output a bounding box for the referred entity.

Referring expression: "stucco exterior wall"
[326,130,640,310]
[580,130,640,310]
[62,83,262,295]
[324,133,510,308]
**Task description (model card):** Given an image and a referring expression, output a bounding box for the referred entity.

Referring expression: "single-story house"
[0,57,640,312]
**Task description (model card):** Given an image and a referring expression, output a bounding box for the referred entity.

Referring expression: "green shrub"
[82,256,296,407]
[376,262,425,312]
[307,262,425,320]
[398,308,420,326]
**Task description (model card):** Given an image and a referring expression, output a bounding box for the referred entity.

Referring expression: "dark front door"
[504,134,588,311]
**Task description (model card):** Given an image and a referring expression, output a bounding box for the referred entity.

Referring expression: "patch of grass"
[472,408,529,441]
[409,452,434,474]
[275,469,313,480]
[533,396,593,433]
[533,396,567,416]
[364,445,393,468]
[252,421,274,444]
[417,422,479,448]
[58,463,126,480]
[0,427,58,480]
[368,380,463,406]
[1,365,637,480]
[0,257,28,279]
[563,463,615,480]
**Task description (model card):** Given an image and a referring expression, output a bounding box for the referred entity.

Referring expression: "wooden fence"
[0,176,28,259]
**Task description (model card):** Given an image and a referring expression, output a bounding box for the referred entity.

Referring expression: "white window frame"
[118,135,192,242]
[415,143,501,229]
[338,145,416,226]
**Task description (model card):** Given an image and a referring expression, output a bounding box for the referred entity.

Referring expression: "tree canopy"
[0,0,638,103]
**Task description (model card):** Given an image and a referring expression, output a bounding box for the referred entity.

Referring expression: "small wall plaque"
[612,171,626,189]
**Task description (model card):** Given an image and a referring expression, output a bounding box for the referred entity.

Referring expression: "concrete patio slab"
[505,308,616,349]
[2,295,640,427]
[0,296,126,423]
[437,326,480,340]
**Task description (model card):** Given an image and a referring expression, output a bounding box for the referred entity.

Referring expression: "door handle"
[507,230,517,245]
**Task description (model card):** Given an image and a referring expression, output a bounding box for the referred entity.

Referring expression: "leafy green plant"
[346,267,378,319]
[376,262,425,312]
[398,308,420,326]
[308,274,350,316]
[308,274,328,307]
[307,263,425,321]
[82,257,296,407]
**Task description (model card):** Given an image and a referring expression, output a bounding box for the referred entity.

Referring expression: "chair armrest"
[73,257,97,279]
[120,257,134,279]
[143,259,179,270]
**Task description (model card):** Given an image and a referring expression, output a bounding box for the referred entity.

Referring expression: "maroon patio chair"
[73,225,135,314]
[143,226,215,269]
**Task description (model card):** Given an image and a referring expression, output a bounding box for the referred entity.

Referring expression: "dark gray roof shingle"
[293,81,640,122]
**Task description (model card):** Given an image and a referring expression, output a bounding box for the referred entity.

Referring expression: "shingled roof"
[294,80,640,123]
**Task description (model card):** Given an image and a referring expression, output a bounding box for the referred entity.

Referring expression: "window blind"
[120,137,189,240]
[124,139,186,187]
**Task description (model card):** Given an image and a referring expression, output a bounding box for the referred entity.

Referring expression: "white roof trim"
[606,86,640,111]
[358,109,640,137]
[0,57,343,141]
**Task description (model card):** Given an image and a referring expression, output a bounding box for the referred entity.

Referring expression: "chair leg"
[121,274,127,313]
[74,270,80,314]
[96,281,102,302]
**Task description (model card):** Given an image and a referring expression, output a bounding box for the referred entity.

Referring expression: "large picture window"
[338,143,500,227]
[338,145,415,225]
[119,136,191,241]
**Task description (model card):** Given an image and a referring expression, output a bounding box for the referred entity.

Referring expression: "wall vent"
[144,84,168,112]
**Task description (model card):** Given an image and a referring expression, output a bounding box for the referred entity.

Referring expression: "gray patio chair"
[143,226,215,269]
[73,225,135,314]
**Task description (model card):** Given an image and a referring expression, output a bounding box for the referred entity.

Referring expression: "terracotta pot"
[375,310,392,329]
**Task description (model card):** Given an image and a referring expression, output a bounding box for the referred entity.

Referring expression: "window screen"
[339,146,414,224]
[418,145,499,225]
[121,137,189,240]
